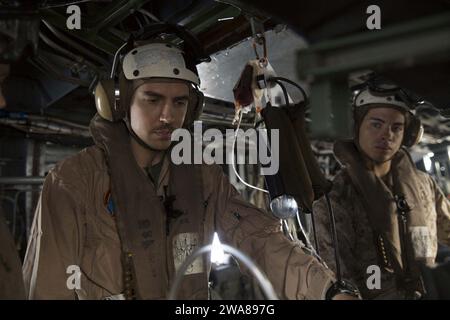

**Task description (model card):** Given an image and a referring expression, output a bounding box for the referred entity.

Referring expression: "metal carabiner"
[252,36,268,68]
[249,17,268,68]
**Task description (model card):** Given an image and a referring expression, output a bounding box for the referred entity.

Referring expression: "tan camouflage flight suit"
[23,115,336,300]
[313,142,450,299]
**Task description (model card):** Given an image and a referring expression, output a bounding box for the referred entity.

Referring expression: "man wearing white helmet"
[313,78,450,299]
[22,25,355,300]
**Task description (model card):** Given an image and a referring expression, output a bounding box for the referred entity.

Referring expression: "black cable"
[271,79,290,108]
[270,76,309,105]
[254,118,265,128]
[325,193,342,283]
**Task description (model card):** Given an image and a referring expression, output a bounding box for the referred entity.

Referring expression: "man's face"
[129,81,190,150]
[358,107,405,163]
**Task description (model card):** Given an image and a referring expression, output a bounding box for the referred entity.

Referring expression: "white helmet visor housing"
[354,87,411,112]
[122,43,200,86]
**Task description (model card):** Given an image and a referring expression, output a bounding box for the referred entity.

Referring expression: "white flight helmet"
[353,84,424,147]
[94,42,204,127]
[122,43,200,85]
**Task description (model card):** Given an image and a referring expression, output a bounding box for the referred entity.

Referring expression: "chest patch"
[410,226,433,259]
[172,232,203,275]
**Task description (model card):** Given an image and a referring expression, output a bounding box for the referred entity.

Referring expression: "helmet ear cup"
[94,79,115,122]
[183,89,204,129]
[403,115,423,147]
[94,74,130,122]
[193,90,204,122]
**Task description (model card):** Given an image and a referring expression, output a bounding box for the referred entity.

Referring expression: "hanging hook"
[252,36,268,68]
[249,17,268,67]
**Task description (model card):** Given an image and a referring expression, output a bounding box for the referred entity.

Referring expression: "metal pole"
[0,177,45,185]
